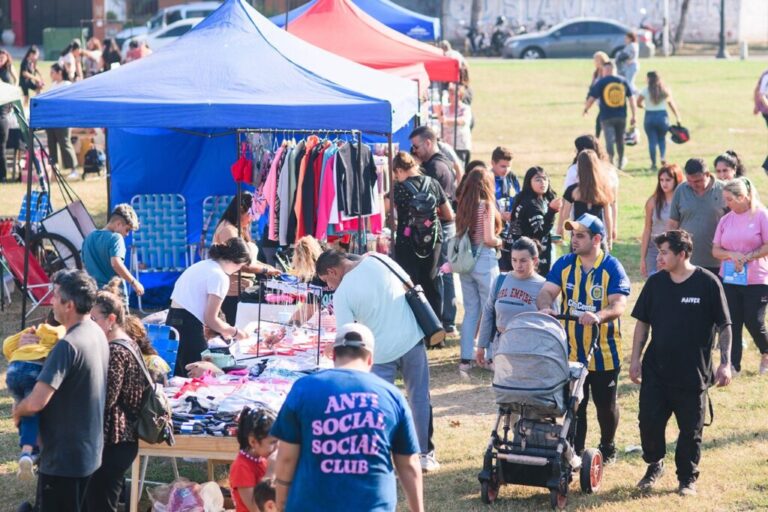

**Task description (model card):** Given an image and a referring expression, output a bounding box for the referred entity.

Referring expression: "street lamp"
[716,0,729,59]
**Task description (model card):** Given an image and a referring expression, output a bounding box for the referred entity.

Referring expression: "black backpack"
[83,148,106,172]
[403,177,439,258]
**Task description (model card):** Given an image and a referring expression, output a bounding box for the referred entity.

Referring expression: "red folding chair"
[0,235,53,318]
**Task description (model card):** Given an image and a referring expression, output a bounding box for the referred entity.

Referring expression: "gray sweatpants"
[601,117,626,165]
[372,341,434,454]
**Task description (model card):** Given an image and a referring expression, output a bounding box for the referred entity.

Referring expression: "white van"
[116,2,221,47]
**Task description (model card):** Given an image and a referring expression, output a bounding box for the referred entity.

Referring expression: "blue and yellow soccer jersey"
[546,250,631,371]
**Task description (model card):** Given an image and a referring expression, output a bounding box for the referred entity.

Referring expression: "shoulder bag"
[369,255,446,346]
[114,340,175,446]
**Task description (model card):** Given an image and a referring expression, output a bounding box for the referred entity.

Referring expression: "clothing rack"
[233,128,368,257]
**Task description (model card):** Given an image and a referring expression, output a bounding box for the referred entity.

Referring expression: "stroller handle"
[552,313,602,364]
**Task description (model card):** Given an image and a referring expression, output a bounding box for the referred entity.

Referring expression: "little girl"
[230,405,278,512]
[2,312,64,480]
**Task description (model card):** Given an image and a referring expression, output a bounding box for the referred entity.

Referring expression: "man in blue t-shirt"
[81,203,143,295]
[583,60,637,170]
[271,323,424,512]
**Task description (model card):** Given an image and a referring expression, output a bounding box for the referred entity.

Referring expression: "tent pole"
[356,130,364,254]
[386,132,395,257]
[20,138,34,329]
[105,128,112,210]
[284,0,290,31]
[453,81,459,151]
[236,131,243,298]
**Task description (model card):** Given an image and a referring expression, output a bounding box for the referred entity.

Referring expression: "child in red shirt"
[229,406,278,512]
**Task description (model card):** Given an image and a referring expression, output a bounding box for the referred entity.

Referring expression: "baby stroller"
[477,312,603,510]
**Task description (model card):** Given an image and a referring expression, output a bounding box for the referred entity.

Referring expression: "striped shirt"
[546,250,631,371]
[470,200,488,245]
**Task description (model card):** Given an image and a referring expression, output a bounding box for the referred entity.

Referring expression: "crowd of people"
[0,37,151,182]
[2,32,768,512]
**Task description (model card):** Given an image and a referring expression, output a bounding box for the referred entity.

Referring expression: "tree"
[674,0,691,48]
[471,0,483,32]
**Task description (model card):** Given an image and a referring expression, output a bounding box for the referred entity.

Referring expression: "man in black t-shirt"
[630,230,732,497]
[409,126,458,334]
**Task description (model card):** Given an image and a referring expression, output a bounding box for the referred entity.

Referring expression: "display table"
[129,436,239,512]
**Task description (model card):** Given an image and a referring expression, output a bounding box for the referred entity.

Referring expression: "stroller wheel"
[480,470,500,504]
[580,448,603,494]
[549,489,567,510]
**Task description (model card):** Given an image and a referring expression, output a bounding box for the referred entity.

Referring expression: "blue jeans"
[644,110,669,166]
[439,222,457,326]
[459,247,500,361]
[6,360,42,449]
[372,341,434,454]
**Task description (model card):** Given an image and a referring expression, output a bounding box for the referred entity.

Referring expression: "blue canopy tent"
[270,0,441,41]
[25,0,417,309]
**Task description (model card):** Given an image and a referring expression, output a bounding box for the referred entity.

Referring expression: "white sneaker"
[420,451,440,472]
[67,170,80,180]
[731,365,740,378]
[759,354,768,375]
[18,454,34,481]
[619,156,628,170]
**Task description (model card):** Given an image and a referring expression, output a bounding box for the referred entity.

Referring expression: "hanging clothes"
[335,142,377,216]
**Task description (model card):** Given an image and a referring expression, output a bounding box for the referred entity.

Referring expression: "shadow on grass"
[417,464,654,511]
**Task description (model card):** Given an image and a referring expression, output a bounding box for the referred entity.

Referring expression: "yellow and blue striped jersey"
[546,250,631,371]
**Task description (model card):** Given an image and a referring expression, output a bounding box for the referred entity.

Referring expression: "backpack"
[83,148,106,172]
[403,177,439,258]
[447,231,478,273]
[114,340,175,446]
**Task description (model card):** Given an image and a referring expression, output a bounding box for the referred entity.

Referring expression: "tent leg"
[356,131,364,254]
[453,81,459,150]
[20,143,33,329]
[386,133,395,239]
[105,128,112,211]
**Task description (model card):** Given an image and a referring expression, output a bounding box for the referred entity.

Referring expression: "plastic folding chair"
[146,324,180,378]
[0,235,53,318]
[200,195,261,259]
[136,323,181,500]
[129,194,192,312]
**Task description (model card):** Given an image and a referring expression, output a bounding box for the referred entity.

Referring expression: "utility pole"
[662,0,670,56]
[716,0,729,59]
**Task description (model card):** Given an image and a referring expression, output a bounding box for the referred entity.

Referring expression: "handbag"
[369,255,446,346]
[447,231,479,273]
[114,340,175,446]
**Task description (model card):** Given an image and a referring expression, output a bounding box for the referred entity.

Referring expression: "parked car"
[122,18,204,54]
[115,1,221,48]
[502,18,654,59]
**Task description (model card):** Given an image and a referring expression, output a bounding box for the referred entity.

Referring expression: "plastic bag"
[148,478,225,512]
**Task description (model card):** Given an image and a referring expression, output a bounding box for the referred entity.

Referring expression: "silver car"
[503,18,655,59]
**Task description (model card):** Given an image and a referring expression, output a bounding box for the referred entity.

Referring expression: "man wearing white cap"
[271,323,424,512]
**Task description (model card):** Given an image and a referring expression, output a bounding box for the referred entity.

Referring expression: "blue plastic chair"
[130,194,192,312]
[146,324,179,378]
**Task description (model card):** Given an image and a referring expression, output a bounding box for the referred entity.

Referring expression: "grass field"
[1,56,768,511]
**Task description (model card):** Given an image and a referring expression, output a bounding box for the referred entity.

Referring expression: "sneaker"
[17,454,34,481]
[459,361,471,380]
[619,156,628,170]
[67,170,80,180]
[420,451,440,472]
[599,443,617,465]
[650,164,658,172]
[444,324,458,336]
[759,354,768,375]
[678,479,697,496]
[731,365,740,378]
[637,461,664,492]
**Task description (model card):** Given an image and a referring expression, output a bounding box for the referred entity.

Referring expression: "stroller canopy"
[493,312,571,415]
